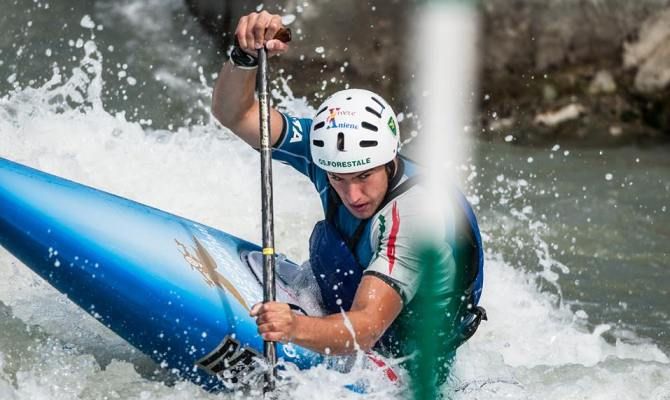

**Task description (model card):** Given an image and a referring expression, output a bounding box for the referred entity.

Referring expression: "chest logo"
[289,118,303,143]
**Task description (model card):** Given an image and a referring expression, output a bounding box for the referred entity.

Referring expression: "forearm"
[211,61,259,144]
[292,310,387,355]
[252,277,403,355]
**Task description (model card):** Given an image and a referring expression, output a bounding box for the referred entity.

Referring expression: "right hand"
[235,11,289,57]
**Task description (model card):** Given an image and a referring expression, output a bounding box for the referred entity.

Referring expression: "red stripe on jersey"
[387,202,400,274]
[366,352,399,382]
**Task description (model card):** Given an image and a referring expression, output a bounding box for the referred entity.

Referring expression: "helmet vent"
[365,106,382,119]
[361,122,378,132]
[359,140,378,148]
[371,96,386,111]
[337,132,345,151]
[312,139,324,147]
[313,121,325,130]
[315,106,328,117]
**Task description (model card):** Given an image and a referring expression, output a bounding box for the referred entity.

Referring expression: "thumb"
[250,302,262,316]
[266,39,288,55]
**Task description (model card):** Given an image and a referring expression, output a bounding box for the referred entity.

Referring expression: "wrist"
[291,314,309,344]
[229,45,258,70]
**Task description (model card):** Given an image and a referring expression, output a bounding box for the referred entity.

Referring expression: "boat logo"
[196,335,262,383]
[175,237,250,311]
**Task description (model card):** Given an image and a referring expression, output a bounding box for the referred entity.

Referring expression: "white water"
[1,16,669,400]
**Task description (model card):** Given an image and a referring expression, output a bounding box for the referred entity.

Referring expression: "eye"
[328,174,342,182]
[358,173,370,180]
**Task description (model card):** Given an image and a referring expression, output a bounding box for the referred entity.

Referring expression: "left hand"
[250,301,298,343]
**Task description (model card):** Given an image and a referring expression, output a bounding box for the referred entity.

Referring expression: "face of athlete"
[327,165,389,219]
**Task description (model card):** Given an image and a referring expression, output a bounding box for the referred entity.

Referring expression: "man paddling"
[212,11,485,382]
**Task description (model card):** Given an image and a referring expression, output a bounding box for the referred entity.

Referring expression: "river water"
[1,1,669,399]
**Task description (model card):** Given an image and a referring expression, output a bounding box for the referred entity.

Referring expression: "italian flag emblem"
[387,202,401,274]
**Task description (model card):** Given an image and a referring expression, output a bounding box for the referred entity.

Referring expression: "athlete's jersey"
[272,112,458,306]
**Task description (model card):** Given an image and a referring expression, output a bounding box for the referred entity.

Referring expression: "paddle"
[256,26,291,393]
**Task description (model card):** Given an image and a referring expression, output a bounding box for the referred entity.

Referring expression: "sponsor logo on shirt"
[289,118,303,143]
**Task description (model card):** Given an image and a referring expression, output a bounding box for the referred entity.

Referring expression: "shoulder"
[368,179,457,247]
[371,181,432,228]
[275,113,313,149]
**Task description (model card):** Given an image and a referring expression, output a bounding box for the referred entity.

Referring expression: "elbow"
[358,341,375,353]
[211,98,231,128]
[355,331,384,353]
[211,106,244,134]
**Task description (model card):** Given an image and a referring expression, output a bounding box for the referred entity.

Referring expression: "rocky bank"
[186,0,670,147]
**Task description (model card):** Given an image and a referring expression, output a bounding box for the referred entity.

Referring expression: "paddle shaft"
[257,45,278,392]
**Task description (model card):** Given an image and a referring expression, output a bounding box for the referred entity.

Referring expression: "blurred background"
[0,0,668,398]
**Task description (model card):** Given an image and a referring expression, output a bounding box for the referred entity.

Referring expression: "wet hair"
[385,160,396,181]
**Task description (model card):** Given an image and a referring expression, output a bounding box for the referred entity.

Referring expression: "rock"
[534,103,586,127]
[542,84,558,102]
[588,70,617,95]
[624,8,670,94]
[186,0,670,146]
[609,125,623,137]
[184,0,257,49]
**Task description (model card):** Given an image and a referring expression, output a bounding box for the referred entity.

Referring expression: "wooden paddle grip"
[273,27,292,43]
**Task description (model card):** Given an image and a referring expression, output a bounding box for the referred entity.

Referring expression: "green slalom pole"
[412,246,456,400]
[410,0,479,399]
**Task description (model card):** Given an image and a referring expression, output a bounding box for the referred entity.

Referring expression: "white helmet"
[310,89,399,173]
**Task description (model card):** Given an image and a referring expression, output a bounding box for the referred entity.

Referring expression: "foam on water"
[1,33,669,400]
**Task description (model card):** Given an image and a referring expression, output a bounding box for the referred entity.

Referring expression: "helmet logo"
[326,107,340,128]
[387,117,398,137]
[326,108,358,129]
[317,157,371,169]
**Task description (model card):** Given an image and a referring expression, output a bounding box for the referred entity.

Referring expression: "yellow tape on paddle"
[262,247,275,255]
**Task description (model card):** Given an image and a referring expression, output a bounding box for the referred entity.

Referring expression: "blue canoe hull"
[0,157,322,389]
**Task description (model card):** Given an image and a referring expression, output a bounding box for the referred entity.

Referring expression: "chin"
[348,207,374,219]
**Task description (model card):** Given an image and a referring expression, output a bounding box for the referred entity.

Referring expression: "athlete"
[212,11,485,379]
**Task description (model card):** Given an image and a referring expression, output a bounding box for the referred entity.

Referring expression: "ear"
[385,160,396,180]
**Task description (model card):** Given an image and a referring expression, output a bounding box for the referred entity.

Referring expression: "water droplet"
[80,15,95,29]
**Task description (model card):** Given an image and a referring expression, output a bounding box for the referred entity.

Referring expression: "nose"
[342,182,363,204]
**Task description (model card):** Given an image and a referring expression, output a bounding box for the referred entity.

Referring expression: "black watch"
[229,45,258,69]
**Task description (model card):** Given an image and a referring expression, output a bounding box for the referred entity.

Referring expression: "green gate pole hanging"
[410,0,479,399]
